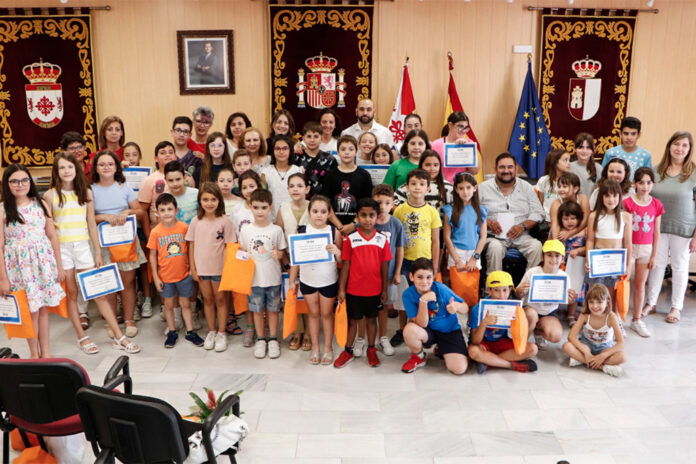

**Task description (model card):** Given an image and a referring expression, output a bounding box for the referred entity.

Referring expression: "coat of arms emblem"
[568,56,601,121]
[296,53,347,109]
[24,60,64,128]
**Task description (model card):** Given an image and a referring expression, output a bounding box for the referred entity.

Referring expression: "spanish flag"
[445,54,484,183]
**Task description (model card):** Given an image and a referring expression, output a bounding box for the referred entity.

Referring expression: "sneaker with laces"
[366,346,380,367]
[214,332,227,352]
[630,319,651,338]
[164,330,178,348]
[569,358,583,367]
[353,337,366,357]
[602,364,623,377]
[401,353,426,373]
[511,359,538,373]
[243,327,256,347]
[141,299,153,318]
[390,329,404,347]
[333,349,354,368]
[254,339,267,359]
[185,331,205,347]
[268,339,280,359]
[378,336,395,356]
[203,331,216,350]
[534,335,548,350]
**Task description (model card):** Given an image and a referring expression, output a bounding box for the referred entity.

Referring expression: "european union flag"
[508,61,551,179]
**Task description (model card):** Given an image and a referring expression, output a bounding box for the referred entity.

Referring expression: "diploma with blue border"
[0,295,21,325]
[529,274,568,304]
[476,299,522,329]
[588,248,626,278]
[281,272,304,301]
[288,232,334,266]
[98,215,137,247]
[444,143,477,168]
[123,166,152,192]
[362,165,390,185]
[77,264,124,300]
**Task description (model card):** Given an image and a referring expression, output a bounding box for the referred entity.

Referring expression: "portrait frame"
[177,29,235,95]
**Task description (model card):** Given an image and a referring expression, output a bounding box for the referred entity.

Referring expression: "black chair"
[0,355,131,464]
[76,385,241,464]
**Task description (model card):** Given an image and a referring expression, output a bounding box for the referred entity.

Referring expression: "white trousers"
[645,233,692,310]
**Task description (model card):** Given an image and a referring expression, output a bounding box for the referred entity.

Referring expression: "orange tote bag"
[47,282,68,318]
[219,243,255,295]
[616,276,630,322]
[448,267,480,307]
[3,290,36,339]
[510,304,528,355]
[334,300,348,349]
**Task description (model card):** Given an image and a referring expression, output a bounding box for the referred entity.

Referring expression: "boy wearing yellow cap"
[468,271,539,374]
[515,239,577,350]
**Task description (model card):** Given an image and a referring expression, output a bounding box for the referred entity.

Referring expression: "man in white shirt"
[341,98,394,146]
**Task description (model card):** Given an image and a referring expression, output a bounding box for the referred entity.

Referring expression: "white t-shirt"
[520,265,568,315]
[260,164,304,215]
[298,224,338,288]
[238,223,287,288]
[231,202,254,236]
[341,121,394,146]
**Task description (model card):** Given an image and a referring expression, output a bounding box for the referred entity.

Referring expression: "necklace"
[275,165,290,182]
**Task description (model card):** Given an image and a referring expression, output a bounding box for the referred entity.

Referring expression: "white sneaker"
[203,331,216,350]
[534,335,548,350]
[602,364,623,377]
[353,337,366,357]
[618,321,627,337]
[174,307,184,330]
[141,300,153,318]
[133,307,142,321]
[254,339,267,359]
[630,319,651,338]
[378,336,395,356]
[192,311,202,330]
[214,332,227,352]
[569,358,583,367]
[268,339,280,359]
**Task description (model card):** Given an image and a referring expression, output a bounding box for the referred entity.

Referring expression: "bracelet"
[419,298,429,303]
[521,222,528,231]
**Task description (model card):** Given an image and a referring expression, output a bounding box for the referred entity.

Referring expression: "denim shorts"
[161,274,195,299]
[199,275,221,282]
[578,333,615,355]
[248,285,281,313]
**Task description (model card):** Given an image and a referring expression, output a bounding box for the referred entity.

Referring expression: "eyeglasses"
[173,129,191,135]
[97,162,116,168]
[8,178,30,186]
[454,124,470,132]
[194,119,212,126]
[274,146,290,152]
[67,144,84,152]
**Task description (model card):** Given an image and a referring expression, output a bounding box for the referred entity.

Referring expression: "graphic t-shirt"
[324,167,373,225]
[185,215,236,276]
[147,221,189,283]
[238,223,287,287]
[393,202,443,261]
[375,216,406,280]
[469,303,512,342]
[342,229,392,296]
[295,150,337,198]
[173,187,198,224]
[402,281,463,333]
[622,196,664,245]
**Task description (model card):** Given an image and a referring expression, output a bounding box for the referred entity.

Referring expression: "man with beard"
[341,98,394,146]
[478,153,544,275]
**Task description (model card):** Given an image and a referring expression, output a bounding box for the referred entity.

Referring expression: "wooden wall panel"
[6,0,694,173]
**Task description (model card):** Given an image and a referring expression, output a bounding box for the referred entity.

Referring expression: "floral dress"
[3,200,64,312]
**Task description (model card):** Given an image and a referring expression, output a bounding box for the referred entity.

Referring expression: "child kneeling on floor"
[401,258,469,374]
[468,271,539,374]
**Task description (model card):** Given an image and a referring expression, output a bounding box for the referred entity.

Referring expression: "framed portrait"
[177,29,235,95]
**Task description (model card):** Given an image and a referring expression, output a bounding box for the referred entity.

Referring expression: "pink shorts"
[631,243,652,263]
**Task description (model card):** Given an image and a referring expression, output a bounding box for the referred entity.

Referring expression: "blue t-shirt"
[468,302,511,342]
[91,182,137,216]
[601,145,652,177]
[174,187,199,224]
[403,281,463,333]
[442,204,488,251]
[375,216,406,280]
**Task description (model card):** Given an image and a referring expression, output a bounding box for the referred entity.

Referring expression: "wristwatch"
[472,252,481,260]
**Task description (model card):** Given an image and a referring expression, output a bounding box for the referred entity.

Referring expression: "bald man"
[341,98,394,146]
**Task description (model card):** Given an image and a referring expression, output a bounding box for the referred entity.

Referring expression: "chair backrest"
[76,385,195,464]
[0,358,90,424]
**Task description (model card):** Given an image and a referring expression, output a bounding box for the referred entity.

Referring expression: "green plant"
[188,388,243,421]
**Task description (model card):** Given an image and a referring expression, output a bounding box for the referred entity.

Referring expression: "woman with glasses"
[188,106,215,158]
[430,111,480,182]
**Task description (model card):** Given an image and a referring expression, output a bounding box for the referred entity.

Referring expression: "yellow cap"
[542,239,566,256]
[486,271,514,288]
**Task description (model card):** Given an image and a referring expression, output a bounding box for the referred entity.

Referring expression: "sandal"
[301,333,312,351]
[666,308,681,323]
[288,333,302,351]
[225,319,243,335]
[567,315,577,328]
[77,336,99,355]
[79,314,90,329]
[113,335,140,354]
[642,304,657,318]
[309,351,320,365]
[320,351,333,366]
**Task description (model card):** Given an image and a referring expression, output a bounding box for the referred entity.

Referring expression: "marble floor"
[3,281,696,463]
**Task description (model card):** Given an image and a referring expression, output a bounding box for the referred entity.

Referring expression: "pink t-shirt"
[137,171,168,225]
[623,196,664,245]
[430,136,475,183]
[185,215,236,276]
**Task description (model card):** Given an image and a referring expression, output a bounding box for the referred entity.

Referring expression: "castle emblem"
[296,53,347,109]
[23,60,64,128]
[568,56,601,121]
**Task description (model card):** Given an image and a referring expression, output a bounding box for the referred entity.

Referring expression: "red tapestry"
[0,10,98,167]
[539,9,637,155]
[269,1,373,135]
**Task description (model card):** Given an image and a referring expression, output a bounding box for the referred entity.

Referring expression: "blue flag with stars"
[508,62,551,179]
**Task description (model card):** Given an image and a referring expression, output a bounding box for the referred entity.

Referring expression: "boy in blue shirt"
[468,271,539,374]
[401,258,469,374]
[601,116,652,176]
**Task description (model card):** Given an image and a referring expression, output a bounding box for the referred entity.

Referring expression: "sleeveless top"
[50,189,89,243]
[581,313,615,346]
[595,214,624,240]
[278,201,310,237]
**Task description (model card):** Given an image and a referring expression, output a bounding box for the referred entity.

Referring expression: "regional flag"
[508,61,551,180]
[388,61,416,152]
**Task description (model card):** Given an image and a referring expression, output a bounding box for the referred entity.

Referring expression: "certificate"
[444,143,477,168]
[98,215,137,247]
[288,232,334,266]
[77,264,124,300]
[588,249,626,278]
[494,212,515,239]
[478,299,522,329]
[0,295,21,325]
[123,166,152,192]
[281,272,304,301]
[363,165,389,185]
[529,274,568,304]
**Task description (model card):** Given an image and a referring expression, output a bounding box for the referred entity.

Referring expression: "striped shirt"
[51,189,89,243]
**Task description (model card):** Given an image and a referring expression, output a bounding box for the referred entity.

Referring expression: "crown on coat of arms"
[304,53,338,73]
[572,56,601,78]
[23,59,62,84]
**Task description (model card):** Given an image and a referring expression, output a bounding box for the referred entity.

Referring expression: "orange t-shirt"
[147,221,189,283]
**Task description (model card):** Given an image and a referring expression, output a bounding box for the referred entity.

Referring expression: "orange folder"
[47,282,68,318]
[510,304,528,355]
[219,243,254,295]
[282,288,308,339]
[334,300,347,348]
[3,290,37,339]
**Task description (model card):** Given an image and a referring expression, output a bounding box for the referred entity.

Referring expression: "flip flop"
[666,308,681,323]
[320,351,333,366]
[78,336,99,355]
[309,351,320,365]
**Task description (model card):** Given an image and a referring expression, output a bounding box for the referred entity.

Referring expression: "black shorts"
[300,281,338,299]
[345,293,382,320]
[423,327,468,355]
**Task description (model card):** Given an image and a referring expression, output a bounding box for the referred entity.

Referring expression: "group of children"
[1,111,668,379]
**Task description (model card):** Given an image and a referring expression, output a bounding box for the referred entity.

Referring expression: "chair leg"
[3,431,9,464]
